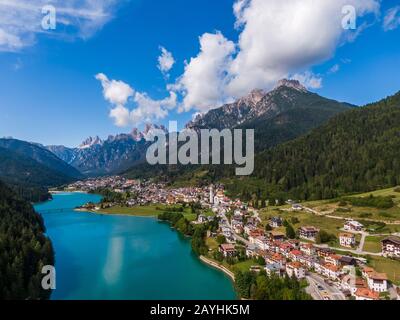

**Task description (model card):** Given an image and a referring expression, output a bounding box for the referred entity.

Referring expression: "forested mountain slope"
[0,180,54,299]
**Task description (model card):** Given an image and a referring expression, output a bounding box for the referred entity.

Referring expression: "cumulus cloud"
[157,46,175,76]
[176,32,236,112]
[0,0,120,52]
[96,73,177,127]
[383,6,400,31]
[291,71,323,90]
[130,91,177,125]
[95,73,134,106]
[175,0,380,112]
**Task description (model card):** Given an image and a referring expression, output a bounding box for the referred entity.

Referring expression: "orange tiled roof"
[355,288,379,300]
[323,263,340,272]
[290,250,302,256]
[327,254,342,261]
[287,261,303,269]
[340,232,355,238]
[220,244,235,251]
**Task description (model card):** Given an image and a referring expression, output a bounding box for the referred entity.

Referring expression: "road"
[356,232,367,254]
[233,233,250,245]
[306,273,346,300]
[314,242,383,257]
[220,211,251,245]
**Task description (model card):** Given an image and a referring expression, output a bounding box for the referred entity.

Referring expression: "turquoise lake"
[34,192,236,300]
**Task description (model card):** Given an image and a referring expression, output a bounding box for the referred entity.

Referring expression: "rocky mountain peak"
[78,136,103,149]
[238,89,266,106]
[143,123,168,141]
[130,128,144,142]
[275,79,307,92]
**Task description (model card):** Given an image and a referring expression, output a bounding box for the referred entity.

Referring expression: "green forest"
[235,270,311,300]
[0,180,54,300]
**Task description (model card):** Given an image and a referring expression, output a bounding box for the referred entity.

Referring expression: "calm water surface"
[34,192,236,300]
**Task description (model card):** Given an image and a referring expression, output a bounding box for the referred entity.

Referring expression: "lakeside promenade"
[199,256,235,282]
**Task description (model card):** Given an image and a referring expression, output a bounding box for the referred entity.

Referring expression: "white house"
[366,272,388,292]
[254,236,269,251]
[298,226,319,241]
[381,236,400,258]
[344,220,364,232]
[339,233,356,248]
[286,262,305,279]
[300,243,315,256]
[265,263,282,277]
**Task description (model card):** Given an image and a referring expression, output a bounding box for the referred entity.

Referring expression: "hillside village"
[67,176,400,300]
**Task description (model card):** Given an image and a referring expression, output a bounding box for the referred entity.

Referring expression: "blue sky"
[0,0,399,147]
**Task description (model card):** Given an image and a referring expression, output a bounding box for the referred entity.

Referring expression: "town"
[66,176,400,300]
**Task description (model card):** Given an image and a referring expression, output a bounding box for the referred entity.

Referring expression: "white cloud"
[328,64,340,74]
[383,6,400,31]
[0,0,120,52]
[176,0,380,112]
[158,46,175,76]
[96,73,177,127]
[176,32,236,112]
[130,91,177,124]
[291,71,323,90]
[95,73,134,106]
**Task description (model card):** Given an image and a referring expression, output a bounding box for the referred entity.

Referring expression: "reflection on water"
[103,236,124,285]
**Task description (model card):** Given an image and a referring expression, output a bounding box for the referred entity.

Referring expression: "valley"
[2,82,400,301]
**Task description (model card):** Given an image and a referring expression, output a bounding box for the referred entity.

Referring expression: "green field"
[99,205,160,216]
[363,236,385,253]
[205,237,219,250]
[260,207,344,237]
[232,260,261,273]
[368,256,400,285]
[300,187,400,222]
[98,204,198,221]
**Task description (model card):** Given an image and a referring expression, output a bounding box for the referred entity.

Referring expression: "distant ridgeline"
[0,180,54,300]
[125,90,400,203]
[0,139,83,202]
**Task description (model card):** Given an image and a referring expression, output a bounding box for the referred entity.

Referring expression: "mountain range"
[40,79,352,177]
[183,90,400,202]
[3,79,398,204]
[186,79,353,152]
[44,124,167,176]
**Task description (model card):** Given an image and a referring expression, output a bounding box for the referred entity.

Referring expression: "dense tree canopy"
[0,180,54,300]
[235,271,311,300]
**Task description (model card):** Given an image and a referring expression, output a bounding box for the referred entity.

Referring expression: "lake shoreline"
[37,192,236,300]
[74,207,157,219]
[199,256,235,282]
[76,203,238,292]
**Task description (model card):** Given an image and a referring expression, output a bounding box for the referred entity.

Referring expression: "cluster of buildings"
[216,213,399,301]
[240,230,392,300]
[66,176,135,192]
[67,176,220,207]
[70,177,400,300]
